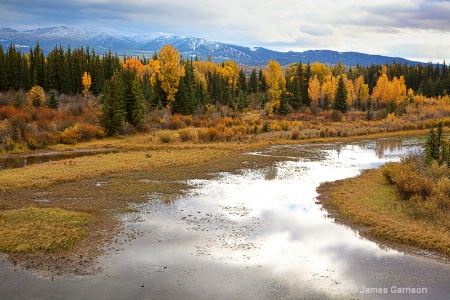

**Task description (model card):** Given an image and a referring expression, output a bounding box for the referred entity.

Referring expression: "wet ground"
[0,148,119,170]
[1,138,449,299]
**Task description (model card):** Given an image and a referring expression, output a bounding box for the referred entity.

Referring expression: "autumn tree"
[311,62,331,84]
[27,85,46,107]
[359,83,369,110]
[82,71,92,96]
[308,75,321,114]
[264,60,286,115]
[156,45,185,109]
[123,58,145,75]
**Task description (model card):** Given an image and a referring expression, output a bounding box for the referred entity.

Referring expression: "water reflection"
[114,138,442,299]
[2,138,448,300]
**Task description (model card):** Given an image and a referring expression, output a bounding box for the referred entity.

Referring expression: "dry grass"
[0,207,91,253]
[318,168,450,257]
[0,144,238,191]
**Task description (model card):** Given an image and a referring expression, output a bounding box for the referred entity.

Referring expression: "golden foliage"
[27,85,46,107]
[310,62,331,84]
[157,44,185,107]
[308,75,321,105]
[123,58,145,75]
[82,72,92,96]
[264,60,286,115]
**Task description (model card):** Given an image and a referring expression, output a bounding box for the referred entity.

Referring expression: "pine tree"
[258,70,267,93]
[13,93,22,108]
[249,69,258,94]
[100,75,126,136]
[130,78,146,130]
[366,98,373,120]
[334,76,348,113]
[47,90,59,109]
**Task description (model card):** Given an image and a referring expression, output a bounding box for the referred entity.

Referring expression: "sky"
[1,0,449,63]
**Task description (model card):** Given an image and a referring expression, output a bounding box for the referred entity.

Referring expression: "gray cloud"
[0,0,448,62]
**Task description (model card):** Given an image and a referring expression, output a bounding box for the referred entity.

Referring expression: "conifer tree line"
[1,43,450,121]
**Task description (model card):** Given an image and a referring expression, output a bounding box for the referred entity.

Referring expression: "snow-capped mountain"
[0,27,423,66]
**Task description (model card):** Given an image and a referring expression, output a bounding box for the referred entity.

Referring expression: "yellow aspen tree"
[308,75,321,113]
[82,72,92,97]
[345,77,355,109]
[354,75,365,105]
[147,58,161,87]
[157,45,185,108]
[264,60,286,115]
[322,75,337,107]
[311,62,331,84]
[219,61,240,92]
[359,83,369,109]
[371,72,389,107]
[394,75,407,106]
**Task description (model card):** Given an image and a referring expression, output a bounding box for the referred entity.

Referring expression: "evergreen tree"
[258,69,267,93]
[13,93,22,108]
[237,69,247,95]
[249,69,258,94]
[334,76,348,113]
[47,90,59,109]
[366,98,373,120]
[302,63,312,106]
[100,75,126,136]
[173,60,197,115]
[130,78,146,130]
[278,93,291,115]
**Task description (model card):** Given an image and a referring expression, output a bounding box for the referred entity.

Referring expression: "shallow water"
[1,138,449,300]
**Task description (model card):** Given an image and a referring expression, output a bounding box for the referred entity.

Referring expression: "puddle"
[0,148,119,170]
[1,138,449,300]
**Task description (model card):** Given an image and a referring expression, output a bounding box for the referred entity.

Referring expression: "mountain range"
[0,26,424,66]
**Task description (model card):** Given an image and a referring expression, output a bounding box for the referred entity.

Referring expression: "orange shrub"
[60,127,80,144]
[197,127,219,142]
[75,123,100,141]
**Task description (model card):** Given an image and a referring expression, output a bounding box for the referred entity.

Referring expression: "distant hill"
[0,27,424,66]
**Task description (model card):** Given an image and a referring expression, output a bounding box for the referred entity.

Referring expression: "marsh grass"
[320,168,450,256]
[0,207,91,253]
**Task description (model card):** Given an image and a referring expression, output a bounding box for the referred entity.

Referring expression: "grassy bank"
[317,168,450,258]
[0,207,91,253]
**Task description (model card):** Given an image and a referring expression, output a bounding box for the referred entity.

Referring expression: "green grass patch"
[0,207,91,253]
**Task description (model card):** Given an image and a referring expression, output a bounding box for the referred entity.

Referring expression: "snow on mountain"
[0,27,423,66]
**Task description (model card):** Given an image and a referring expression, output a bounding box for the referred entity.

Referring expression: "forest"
[0,42,450,151]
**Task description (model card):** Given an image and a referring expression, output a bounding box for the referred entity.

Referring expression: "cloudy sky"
[1,0,449,62]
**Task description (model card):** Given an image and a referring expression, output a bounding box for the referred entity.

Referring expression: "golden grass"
[0,145,234,191]
[0,207,91,253]
[322,168,450,256]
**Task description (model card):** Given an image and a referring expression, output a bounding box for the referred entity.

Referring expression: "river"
[1,138,449,299]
